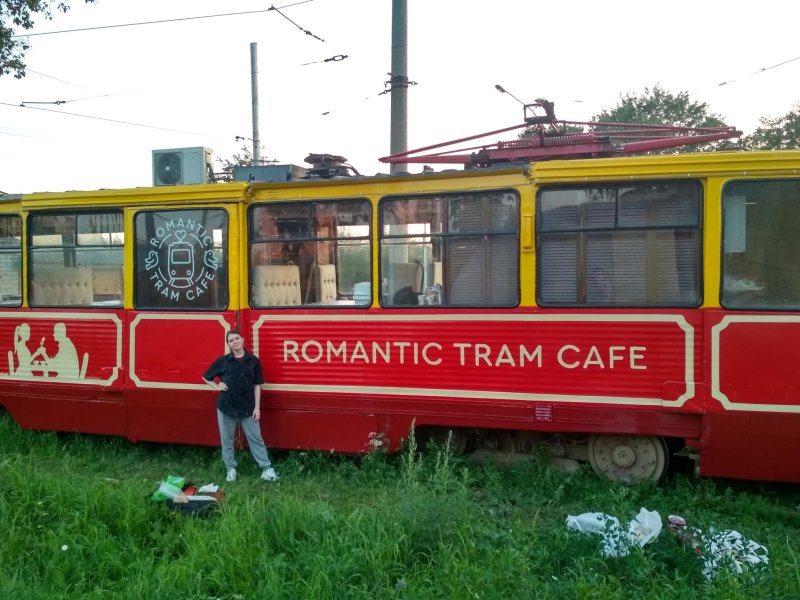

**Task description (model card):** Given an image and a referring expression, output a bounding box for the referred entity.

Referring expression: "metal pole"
[389,0,408,174]
[250,42,261,164]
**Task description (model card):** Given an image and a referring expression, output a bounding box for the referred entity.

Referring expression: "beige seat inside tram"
[252,265,302,306]
[314,263,337,304]
[30,266,94,305]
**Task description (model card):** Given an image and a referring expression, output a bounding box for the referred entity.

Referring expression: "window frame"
[720,177,800,311]
[378,189,521,308]
[27,209,124,308]
[248,198,372,308]
[536,180,703,308]
[0,214,22,307]
[133,207,229,311]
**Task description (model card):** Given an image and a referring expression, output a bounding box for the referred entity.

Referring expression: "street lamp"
[496,85,557,127]
[495,84,527,108]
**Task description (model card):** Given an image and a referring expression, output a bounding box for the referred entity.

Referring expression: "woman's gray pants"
[217,409,273,470]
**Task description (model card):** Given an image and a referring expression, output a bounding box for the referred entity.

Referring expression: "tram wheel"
[588,434,668,484]
[421,427,468,454]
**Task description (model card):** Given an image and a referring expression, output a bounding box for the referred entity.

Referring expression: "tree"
[592,85,735,154]
[1,1,94,79]
[744,105,800,150]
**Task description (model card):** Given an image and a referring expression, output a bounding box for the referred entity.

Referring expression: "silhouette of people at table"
[36,323,81,380]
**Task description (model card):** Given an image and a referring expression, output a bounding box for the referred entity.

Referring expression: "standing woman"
[202,330,278,482]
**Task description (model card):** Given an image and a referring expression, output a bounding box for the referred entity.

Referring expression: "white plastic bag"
[565,512,617,535]
[628,507,662,547]
[566,507,662,557]
[566,512,630,557]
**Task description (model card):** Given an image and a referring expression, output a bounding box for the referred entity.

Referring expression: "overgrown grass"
[1,411,799,599]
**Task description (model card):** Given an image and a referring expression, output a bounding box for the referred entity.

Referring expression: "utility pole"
[250,42,261,164]
[388,0,408,174]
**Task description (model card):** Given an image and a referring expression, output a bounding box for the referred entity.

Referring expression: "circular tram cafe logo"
[145,218,220,303]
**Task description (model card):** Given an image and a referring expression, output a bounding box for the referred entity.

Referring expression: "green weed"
[0,412,798,599]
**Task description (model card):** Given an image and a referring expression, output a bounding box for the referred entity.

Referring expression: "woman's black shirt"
[203,352,265,418]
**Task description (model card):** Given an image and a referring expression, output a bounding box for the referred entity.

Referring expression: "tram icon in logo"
[168,232,195,288]
[147,221,219,303]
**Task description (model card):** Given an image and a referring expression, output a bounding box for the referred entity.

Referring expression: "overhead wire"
[0,129,51,140]
[717,54,800,87]
[6,0,332,138]
[23,70,164,105]
[321,92,386,116]
[270,4,324,41]
[0,100,215,137]
[687,52,800,100]
[25,69,89,88]
[11,1,316,37]
[301,54,349,66]
[19,90,150,106]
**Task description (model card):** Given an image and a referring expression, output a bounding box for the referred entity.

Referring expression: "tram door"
[125,204,239,445]
[704,179,800,482]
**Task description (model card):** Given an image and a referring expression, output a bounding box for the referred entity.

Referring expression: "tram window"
[0,215,22,307]
[722,179,800,309]
[379,191,519,307]
[249,199,371,307]
[537,182,701,307]
[28,211,124,307]
[134,209,228,310]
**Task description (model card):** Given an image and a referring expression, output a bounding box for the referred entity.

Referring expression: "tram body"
[2,151,800,483]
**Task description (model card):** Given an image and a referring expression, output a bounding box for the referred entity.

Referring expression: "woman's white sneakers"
[225,466,277,481]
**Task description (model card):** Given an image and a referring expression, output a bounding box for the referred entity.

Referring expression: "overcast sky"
[1,0,799,194]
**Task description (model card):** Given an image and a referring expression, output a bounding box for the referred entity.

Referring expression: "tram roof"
[4,150,800,209]
[527,149,800,182]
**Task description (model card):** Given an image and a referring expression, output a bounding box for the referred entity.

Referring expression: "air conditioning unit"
[152,147,213,186]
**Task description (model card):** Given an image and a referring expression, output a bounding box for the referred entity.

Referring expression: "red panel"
[6,304,799,483]
[125,311,236,444]
[0,311,126,435]
[129,312,232,386]
[714,317,800,408]
[0,311,122,385]
[701,312,800,482]
[254,312,695,405]
[2,384,127,436]
[243,310,704,451]
[125,387,220,445]
[263,409,379,453]
[700,412,800,483]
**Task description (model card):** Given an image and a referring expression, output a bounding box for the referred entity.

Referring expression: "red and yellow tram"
[2,150,800,483]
